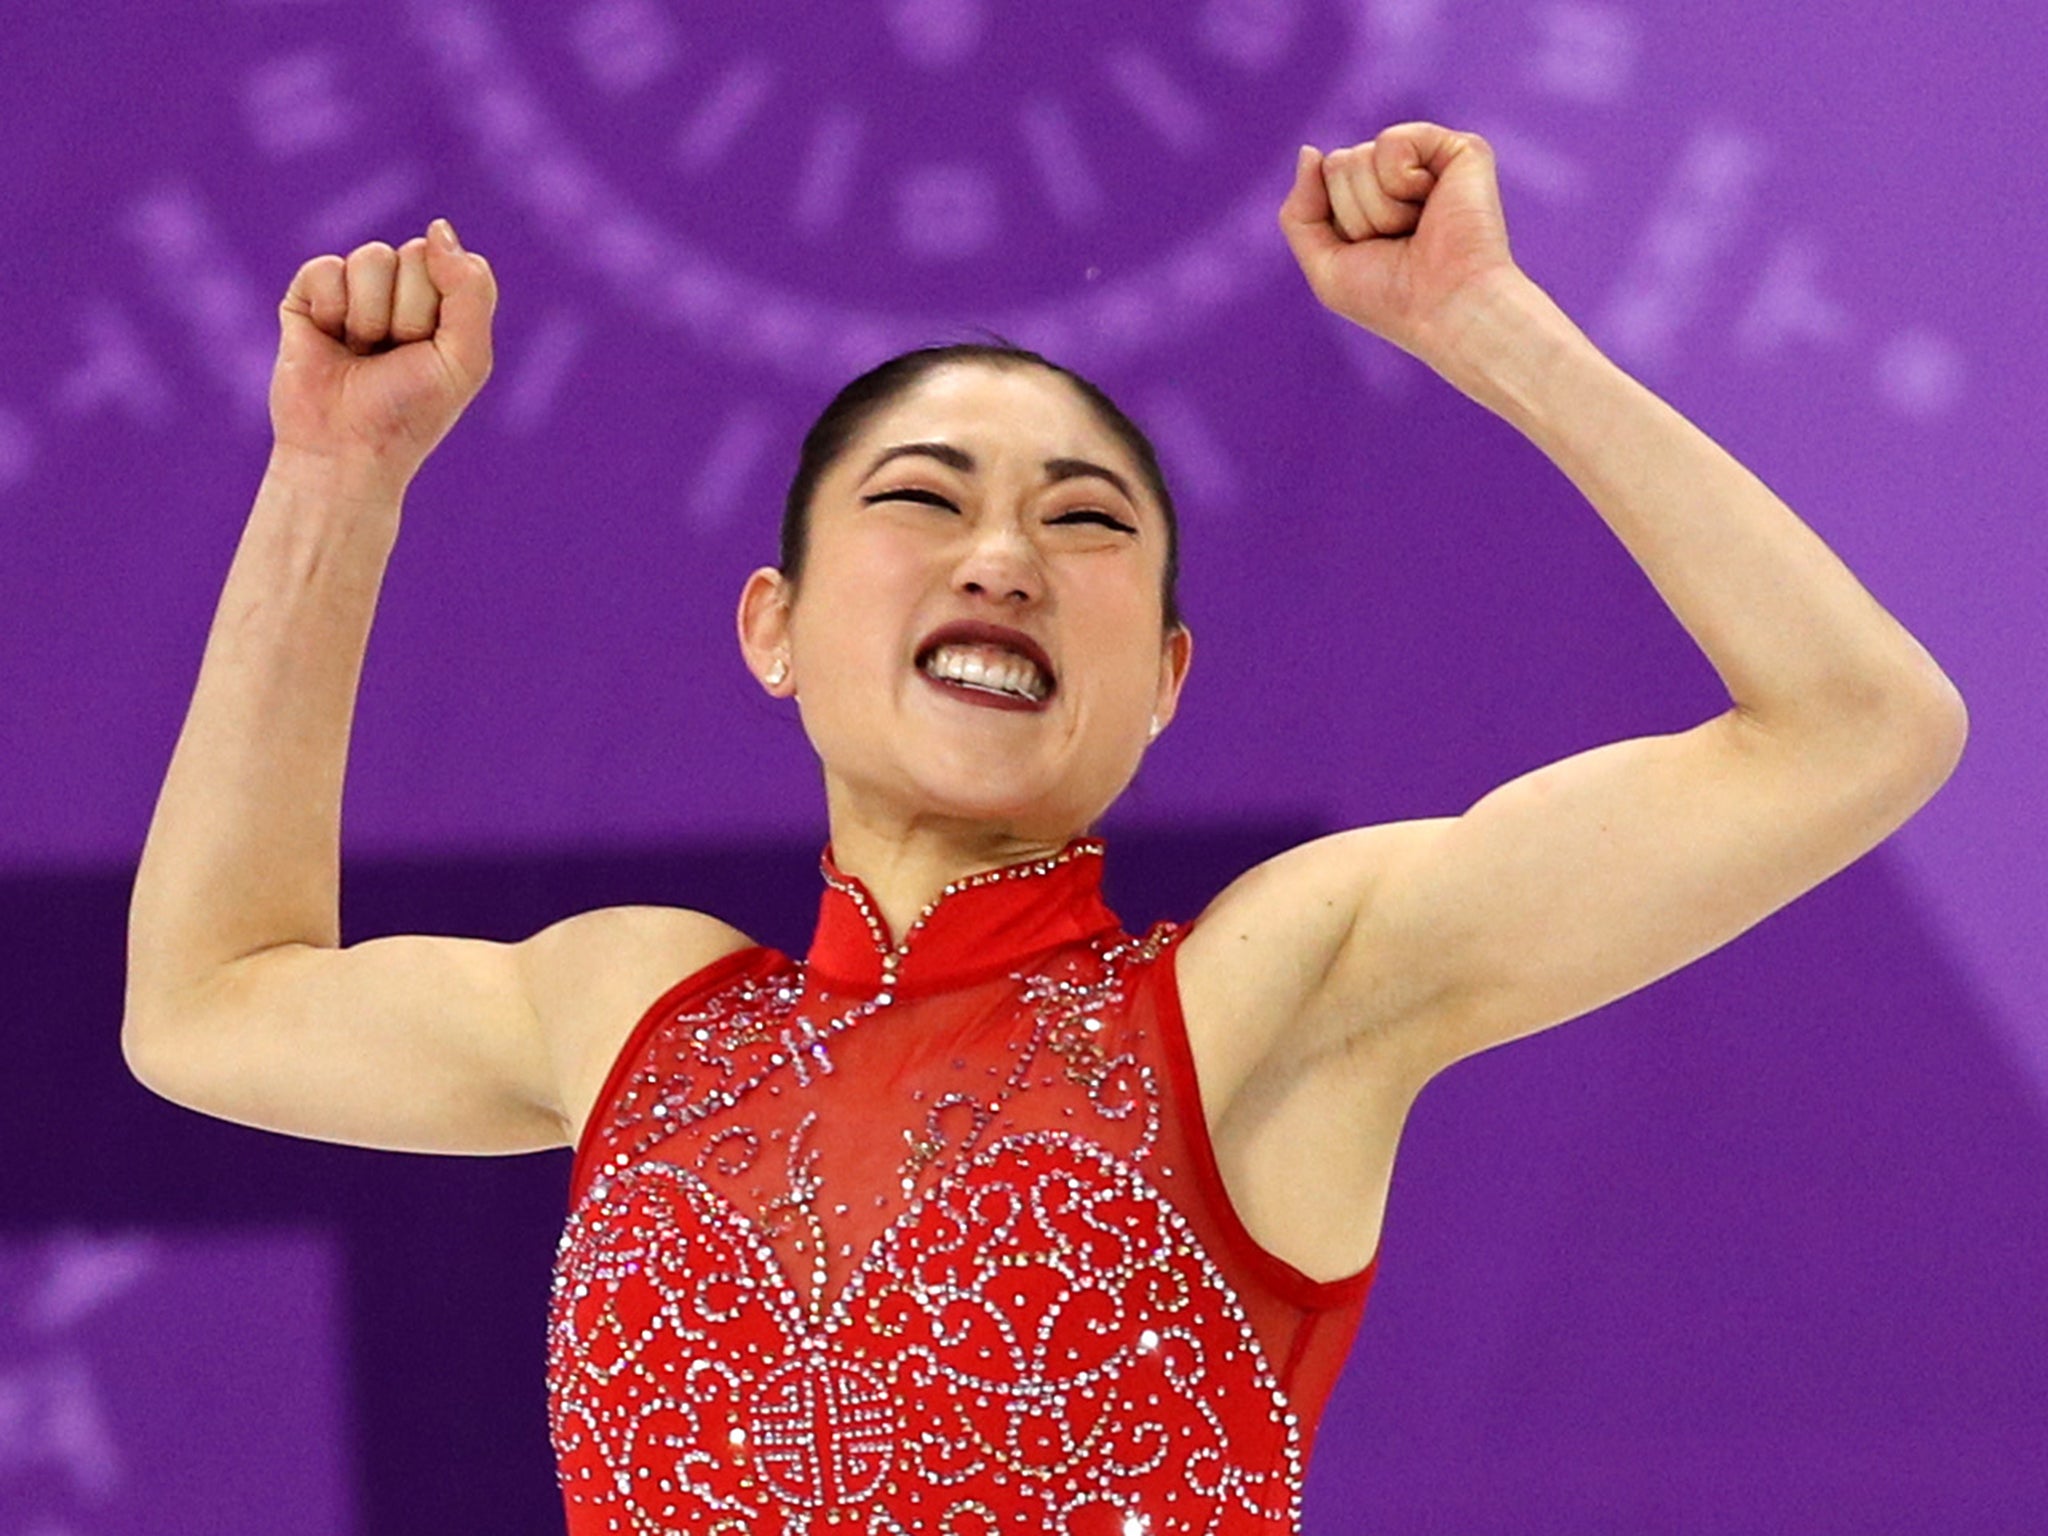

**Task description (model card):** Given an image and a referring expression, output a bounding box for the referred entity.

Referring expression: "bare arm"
[123,222,749,1153]
[1328,263,1965,1078]
[1183,128,1966,1097]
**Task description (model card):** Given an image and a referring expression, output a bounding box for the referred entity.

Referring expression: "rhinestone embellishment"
[548,846,1322,1534]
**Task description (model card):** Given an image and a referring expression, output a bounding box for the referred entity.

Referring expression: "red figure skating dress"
[550,836,1379,1534]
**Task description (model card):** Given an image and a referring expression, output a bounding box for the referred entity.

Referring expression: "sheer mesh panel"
[550,843,1376,1533]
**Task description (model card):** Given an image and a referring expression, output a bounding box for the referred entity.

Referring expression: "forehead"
[837,363,1148,493]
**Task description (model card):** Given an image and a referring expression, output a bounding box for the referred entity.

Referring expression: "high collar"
[805,836,1122,996]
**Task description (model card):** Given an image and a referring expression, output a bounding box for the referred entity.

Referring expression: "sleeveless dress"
[549,836,1379,1535]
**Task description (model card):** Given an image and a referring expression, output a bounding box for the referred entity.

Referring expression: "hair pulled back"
[779,343,1183,632]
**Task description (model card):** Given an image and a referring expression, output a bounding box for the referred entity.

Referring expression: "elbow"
[1857,680,1969,823]
[121,1026,167,1098]
[1883,638,1970,773]
[121,943,316,1111]
[121,944,182,1096]
[121,1020,179,1106]
[1763,675,1970,825]
[120,963,225,1106]
[119,936,270,1100]
[1748,670,1967,778]
[1897,676,1968,789]
[122,1007,241,1117]
[120,996,194,1103]
[1832,660,1969,784]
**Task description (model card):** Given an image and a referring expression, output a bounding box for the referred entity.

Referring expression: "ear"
[1148,624,1193,737]
[736,566,796,695]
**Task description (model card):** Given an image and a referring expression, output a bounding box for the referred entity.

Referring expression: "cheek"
[1070,576,1166,673]
[795,535,921,648]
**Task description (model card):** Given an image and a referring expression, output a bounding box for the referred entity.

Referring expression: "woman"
[124,125,1966,1532]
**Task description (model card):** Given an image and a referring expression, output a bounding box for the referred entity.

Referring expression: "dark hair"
[780,342,1183,632]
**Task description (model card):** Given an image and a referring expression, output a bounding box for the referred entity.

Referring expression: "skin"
[124,123,1964,1231]
[735,363,1193,943]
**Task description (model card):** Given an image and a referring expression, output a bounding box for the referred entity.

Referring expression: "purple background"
[0,1231,352,1532]
[4,1,2044,1530]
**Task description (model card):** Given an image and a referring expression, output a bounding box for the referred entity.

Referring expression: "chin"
[817,718,1128,831]
[889,758,1091,829]
[918,778,1070,826]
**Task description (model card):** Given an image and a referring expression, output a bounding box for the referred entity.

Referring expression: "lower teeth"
[943,675,1028,700]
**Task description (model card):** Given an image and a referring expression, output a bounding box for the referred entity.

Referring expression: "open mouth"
[916,641,1055,708]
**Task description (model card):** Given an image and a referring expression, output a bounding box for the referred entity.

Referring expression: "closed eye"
[861,489,1134,535]
[1054,510,1138,533]
[862,488,958,511]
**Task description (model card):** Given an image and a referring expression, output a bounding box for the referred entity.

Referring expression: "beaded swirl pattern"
[549,868,1313,1534]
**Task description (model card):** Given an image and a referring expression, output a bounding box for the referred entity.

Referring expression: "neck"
[822,783,1083,947]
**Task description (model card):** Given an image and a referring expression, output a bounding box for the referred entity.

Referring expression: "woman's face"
[738,362,1192,842]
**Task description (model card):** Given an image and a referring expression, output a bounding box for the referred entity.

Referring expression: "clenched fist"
[269,218,497,490]
[1278,123,1520,366]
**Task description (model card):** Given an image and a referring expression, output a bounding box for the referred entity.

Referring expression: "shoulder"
[1173,820,1457,1078]
[1176,820,1451,978]
[514,904,762,1140]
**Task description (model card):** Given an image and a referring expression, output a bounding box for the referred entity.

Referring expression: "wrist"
[255,448,408,577]
[1417,269,1597,424]
[264,443,415,511]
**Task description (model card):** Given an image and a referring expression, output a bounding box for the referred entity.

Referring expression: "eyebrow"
[861,442,1139,507]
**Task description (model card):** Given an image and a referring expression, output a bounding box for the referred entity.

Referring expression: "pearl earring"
[1148,716,1162,740]
[766,658,788,687]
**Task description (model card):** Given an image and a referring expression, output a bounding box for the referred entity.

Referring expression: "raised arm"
[123,221,748,1154]
[1177,128,1966,1096]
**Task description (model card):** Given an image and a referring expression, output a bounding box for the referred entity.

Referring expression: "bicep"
[124,904,761,1154]
[1337,705,1962,1081]
[125,930,567,1154]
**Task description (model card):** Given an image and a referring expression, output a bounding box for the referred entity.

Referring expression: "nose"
[951,517,1045,605]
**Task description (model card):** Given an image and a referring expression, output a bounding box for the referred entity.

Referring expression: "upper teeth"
[921,643,1051,702]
